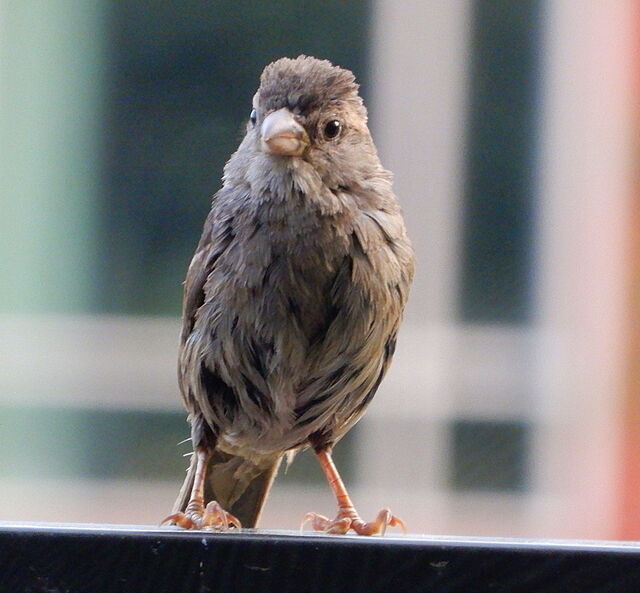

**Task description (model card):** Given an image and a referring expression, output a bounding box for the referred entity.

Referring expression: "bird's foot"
[302,507,406,536]
[162,500,241,531]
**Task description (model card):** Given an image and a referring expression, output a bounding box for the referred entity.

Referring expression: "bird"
[163,55,414,536]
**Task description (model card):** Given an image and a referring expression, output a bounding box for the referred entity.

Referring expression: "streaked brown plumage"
[164,55,414,535]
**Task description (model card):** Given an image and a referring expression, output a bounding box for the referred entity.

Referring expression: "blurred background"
[0,0,638,539]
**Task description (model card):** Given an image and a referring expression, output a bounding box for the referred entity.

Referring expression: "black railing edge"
[1,521,640,592]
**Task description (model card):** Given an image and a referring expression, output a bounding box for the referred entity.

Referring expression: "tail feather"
[222,457,282,527]
[171,451,197,515]
[172,450,282,528]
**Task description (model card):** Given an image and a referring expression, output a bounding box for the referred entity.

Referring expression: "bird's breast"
[184,185,412,454]
[231,213,351,344]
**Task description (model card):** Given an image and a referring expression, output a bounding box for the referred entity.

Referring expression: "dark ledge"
[1,522,640,592]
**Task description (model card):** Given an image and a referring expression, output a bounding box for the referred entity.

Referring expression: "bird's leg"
[302,447,406,536]
[162,447,241,530]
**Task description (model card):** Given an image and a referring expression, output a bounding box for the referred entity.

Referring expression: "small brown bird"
[163,56,414,535]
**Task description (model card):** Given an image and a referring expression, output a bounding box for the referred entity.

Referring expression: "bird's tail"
[172,450,282,528]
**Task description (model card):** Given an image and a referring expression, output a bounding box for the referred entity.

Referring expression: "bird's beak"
[260,108,309,157]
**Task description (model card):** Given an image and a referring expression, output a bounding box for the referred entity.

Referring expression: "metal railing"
[1,522,639,592]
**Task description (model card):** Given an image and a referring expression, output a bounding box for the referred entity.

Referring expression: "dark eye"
[323,120,342,140]
[249,108,257,126]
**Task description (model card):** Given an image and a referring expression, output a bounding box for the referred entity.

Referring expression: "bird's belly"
[191,252,353,453]
[184,207,405,456]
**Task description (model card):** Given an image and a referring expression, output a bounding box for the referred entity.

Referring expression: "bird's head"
[226,56,382,194]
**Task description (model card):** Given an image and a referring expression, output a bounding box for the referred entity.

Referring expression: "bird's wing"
[294,206,414,445]
[180,195,235,345]
[177,191,238,424]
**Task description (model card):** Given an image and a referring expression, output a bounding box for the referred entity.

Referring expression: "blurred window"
[458,0,540,323]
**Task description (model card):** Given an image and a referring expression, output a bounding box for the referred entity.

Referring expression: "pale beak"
[260,108,309,156]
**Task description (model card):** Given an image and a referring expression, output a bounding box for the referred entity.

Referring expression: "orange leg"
[162,447,241,530]
[302,448,406,536]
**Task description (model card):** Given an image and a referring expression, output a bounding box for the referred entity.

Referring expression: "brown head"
[224,55,383,193]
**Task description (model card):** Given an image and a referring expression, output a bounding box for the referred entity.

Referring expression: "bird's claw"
[162,500,241,531]
[301,507,406,536]
[162,511,199,529]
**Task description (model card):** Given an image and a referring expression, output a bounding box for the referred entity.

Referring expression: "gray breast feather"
[178,183,413,456]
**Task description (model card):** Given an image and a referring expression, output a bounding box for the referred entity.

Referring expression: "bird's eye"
[323,120,342,140]
[249,108,257,126]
